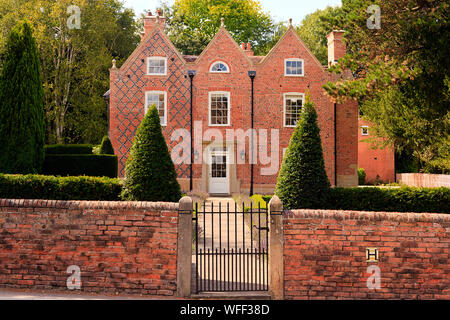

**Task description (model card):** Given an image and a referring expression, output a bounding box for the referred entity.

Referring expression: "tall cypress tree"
[275,97,331,209]
[0,21,45,174]
[121,105,182,202]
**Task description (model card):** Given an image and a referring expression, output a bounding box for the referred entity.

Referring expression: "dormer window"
[285,58,304,76]
[210,61,230,73]
[147,57,167,75]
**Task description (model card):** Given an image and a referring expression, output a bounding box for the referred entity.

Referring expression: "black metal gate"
[193,201,269,293]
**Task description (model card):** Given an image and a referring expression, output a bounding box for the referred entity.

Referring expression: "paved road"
[0,288,155,300]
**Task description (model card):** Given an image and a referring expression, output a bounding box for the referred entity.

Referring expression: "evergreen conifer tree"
[121,105,181,202]
[275,97,331,209]
[0,21,45,173]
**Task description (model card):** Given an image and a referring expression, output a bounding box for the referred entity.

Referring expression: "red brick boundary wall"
[0,199,179,297]
[284,210,450,299]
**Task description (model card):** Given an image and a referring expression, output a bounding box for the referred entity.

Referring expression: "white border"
[209,61,230,73]
[208,91,231,126]
[145,90,167,126]
[147,57,167,76]
[283,92,304,128]
[284,58,304,77]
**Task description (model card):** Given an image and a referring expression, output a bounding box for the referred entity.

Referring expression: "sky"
[123,0,342,23]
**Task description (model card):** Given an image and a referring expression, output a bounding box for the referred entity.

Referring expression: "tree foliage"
[122,106,181,202]
[322,0,450,173]
[275,98,331,209]
[162,0,276,55]
[295,6,341,65]
[0,0,140,145]
[0,21,45,174]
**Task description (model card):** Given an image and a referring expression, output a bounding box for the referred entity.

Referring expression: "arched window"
[209,61,230,73]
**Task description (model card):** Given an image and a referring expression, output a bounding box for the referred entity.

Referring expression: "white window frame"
[361,126,369,136]
[284,58,304,77]
[145,91,167,126]
[209,61,230,73]
[283,93,304,128]
[208,91,231,126]
[147,57,167,76]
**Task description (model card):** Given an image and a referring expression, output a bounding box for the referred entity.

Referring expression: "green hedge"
[0,174,122,200]
[43,154,118,178]
[325,187,450,213]
[45,144,94,155]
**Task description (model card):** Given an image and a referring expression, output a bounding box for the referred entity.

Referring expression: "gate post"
[177,196,193,297]
[269,195,284,300]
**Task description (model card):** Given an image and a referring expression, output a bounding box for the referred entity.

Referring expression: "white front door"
[209,147,230,195]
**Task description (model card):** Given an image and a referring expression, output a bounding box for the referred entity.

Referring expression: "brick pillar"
[177,196,193,297]
[269,195,284,300]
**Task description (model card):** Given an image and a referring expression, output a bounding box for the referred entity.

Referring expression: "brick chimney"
[143,10,166,37]
[326,30,346,66]
[244,42,253,56]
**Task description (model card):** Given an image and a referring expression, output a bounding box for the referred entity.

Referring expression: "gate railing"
[193,201,269,293]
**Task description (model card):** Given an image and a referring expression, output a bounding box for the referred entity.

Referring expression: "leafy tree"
[122,106,182,202]
[275,97,331,209]
[0,21,45,174]
[162,0,276,55]
[323,0,450,173]
[295,6,341,65]
[99,135,115,155]
[0,0,140,144]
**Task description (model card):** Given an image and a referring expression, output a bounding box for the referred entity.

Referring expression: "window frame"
[283,92,305,128]
[209,61,230,73]
[145,90,167,126]
[284,58,304,77]
[208,91,231,127]
[146,57,167,76]
[361,126,369,136]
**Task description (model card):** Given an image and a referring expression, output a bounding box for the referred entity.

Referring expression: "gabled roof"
[114,23,187,72]
[258,25,325,71]
[192,25,254,67]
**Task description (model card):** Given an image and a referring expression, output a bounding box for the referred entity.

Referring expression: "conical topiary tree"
[99,135,115,155]
[0,21,45,174]
[275,97,331,209]
[121,105,181,202]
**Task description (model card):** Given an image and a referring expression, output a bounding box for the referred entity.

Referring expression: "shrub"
[326,187,450,213]
[0,174,122,200]
[99,136,115,155]
[358,168,366,185]
[275,98,331,209]
[43,154,118,178]
[121,105,181,202]
[45,144,94,155]
[0,22,45,174]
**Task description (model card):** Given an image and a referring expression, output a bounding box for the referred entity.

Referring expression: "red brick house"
[358,119,396,183]
[108,12,358,195]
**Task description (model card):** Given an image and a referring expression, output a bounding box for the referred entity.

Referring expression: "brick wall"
[284,209,450,299]
[0,199,179,297]
[358,119,395,183]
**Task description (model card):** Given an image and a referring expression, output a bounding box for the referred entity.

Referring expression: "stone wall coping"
[0,198,179,211]
[284,209,450,223]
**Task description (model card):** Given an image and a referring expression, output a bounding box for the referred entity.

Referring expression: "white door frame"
[208,146,230,195]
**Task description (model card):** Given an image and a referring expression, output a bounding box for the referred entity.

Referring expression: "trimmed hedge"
[0,174,122,200]
[45,144,94,155]
[325,187,450,213]
[43,154,118,178]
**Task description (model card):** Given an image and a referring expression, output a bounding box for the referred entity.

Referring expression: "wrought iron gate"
[193,201,269,293]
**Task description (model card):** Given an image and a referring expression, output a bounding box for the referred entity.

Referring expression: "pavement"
[0,288,156,300]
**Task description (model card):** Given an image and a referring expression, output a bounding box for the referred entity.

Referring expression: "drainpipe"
[334,103,337,187]
[248,71,256,196]
[188,70,196,191]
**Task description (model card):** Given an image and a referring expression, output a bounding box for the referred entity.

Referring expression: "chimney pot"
[241,43,245,50]
[246,42,251,51]
[156,9,162,16]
